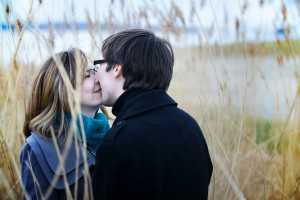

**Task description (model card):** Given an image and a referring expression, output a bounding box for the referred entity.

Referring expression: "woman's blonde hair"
[23,48,88,138]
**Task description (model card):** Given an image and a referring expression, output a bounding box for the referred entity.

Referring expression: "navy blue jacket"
[93,89,213,200]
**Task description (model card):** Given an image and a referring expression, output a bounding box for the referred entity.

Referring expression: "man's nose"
[94,70,100,83]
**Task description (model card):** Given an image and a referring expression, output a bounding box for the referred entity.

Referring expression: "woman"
[20,48,110,199]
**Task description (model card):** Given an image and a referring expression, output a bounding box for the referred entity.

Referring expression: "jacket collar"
[26,132,95,189]
[112,88,177,125]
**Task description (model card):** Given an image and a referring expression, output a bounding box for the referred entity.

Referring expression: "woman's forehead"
[86,60,94,70]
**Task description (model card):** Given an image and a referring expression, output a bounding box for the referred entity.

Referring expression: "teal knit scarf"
[66,112,110,155]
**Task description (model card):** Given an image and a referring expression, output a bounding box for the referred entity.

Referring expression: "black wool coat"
[93,89,213,200]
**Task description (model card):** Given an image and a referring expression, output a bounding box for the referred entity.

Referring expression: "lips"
[93,87,102,93]
[93,88,101,93]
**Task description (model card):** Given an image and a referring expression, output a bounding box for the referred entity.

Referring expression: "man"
[93,29,212,200]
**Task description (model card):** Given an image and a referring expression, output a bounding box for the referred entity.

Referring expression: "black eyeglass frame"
[94,59,106,65]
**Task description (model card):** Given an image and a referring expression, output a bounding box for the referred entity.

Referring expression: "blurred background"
[1,0,300,199]
[2,0,299,63]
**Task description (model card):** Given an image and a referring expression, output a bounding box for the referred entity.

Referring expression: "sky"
[1,0,299,64]
[3,0,300,41]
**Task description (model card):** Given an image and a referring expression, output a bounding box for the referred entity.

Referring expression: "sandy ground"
[169,47,299,120]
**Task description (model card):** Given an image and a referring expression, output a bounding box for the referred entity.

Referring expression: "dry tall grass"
[1,0,300,199]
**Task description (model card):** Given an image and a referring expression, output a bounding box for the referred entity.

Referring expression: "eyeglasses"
[94,59,106,65]
[84,59,106,78]
[85,66,99,78]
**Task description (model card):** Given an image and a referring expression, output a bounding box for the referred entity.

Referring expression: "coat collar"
[112,89,177,125]
[26,132,95,189]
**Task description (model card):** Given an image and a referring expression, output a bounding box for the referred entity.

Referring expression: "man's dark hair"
[102,29,174,90]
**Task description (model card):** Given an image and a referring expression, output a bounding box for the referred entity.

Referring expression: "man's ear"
[114,65,123,78]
